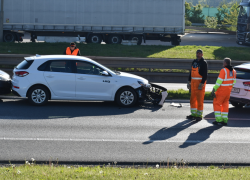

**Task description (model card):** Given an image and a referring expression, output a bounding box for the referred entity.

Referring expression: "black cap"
[70,42,76,46]
[196,49,203,54]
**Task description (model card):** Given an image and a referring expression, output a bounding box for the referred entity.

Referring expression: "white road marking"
[1,137,250,144]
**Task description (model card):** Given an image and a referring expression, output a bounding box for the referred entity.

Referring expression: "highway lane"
[22,32,246,47]
[0,98,250,164]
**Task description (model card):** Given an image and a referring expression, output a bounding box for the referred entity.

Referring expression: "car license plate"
[231,88,240,93]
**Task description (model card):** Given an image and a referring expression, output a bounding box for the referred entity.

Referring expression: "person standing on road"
[187,49,208,121]
[211,58,236,126]
[63,42,81,56]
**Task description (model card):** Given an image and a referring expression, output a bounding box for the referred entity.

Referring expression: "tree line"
[186,0,241,8]
[185,1,240,31]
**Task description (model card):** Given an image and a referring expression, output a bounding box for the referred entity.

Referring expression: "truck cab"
[237,0,250,45]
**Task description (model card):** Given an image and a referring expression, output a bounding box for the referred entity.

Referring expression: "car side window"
[76,61,104,75]
[49,61,72,73]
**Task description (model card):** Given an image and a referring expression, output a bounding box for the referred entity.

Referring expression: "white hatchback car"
[230,63,250,108]
[12,55,166,106]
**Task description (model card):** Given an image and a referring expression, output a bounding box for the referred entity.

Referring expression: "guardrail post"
[0,0,4,42]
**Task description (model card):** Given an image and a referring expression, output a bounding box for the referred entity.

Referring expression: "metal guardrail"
[192,23,235,27]
[185,26,236,34]
[0,54,248,83]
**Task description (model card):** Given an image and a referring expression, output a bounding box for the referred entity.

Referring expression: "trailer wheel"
[129,35,142,45]
[3,32,15,42]
[108,35,122,44]
[171,40,180,46]
[87,34,102,44]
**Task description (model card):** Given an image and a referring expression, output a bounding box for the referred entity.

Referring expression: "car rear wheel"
[230,101,245,108]
[28,85,49,106]
[116,87,138,107]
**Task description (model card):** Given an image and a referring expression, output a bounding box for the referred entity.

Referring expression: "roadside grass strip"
[1,43,250,60]
[1,163,250,180]
[167,89,213,100]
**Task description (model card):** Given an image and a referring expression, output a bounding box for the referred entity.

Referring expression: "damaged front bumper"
[136,83,168,105]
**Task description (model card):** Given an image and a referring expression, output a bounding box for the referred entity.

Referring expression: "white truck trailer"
[3,0,185,45]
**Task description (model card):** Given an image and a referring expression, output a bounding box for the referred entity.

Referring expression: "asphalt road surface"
[22,33,245,47]
[1,98,250,165]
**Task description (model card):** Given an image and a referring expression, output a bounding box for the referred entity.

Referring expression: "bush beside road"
[1,43,249,60]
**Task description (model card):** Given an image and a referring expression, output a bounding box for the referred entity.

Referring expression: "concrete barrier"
[0,54,247,83]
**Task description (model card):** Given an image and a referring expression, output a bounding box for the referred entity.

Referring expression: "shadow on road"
[142,119,198,145]
[179,125,222,148]
[0,99,162,120]
[204,107,250,127]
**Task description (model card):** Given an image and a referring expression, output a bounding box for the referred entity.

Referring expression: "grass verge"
[1,164,250,180]
[167,89,213,100]
[1,43,249,60]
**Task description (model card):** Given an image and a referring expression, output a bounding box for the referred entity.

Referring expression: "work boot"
[221,122,228,126]
[186,115,195,120]
[195,117,202,121]
[212,121,223,125]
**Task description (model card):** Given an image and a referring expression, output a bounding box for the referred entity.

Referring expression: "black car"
[0,70,12,95]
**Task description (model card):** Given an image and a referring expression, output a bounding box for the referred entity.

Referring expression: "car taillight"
[243,82,250,87]
[15,71,29,77]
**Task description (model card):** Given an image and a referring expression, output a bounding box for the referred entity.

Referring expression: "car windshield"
[239,6,250,18]
[235,68,250,79]
[89,60,120,75]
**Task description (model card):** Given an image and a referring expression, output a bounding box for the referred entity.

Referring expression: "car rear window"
[37,60,73,73]
[16,60,34,69]
[235,68,250,79]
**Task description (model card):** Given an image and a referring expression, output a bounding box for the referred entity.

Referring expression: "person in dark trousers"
[186,49,208,121]
[63,42,81,56]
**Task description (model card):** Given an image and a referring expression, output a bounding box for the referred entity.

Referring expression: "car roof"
[235,63,250,70]
[24,55,95,63]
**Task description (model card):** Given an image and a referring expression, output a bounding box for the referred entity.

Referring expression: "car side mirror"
[101,71,109,76]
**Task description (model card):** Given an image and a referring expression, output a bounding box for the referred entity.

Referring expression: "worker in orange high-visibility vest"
[63,42,81,56]
[187,49,208,121]
[211,58,236,126]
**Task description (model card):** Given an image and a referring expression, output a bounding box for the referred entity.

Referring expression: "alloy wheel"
[31,89,46,104]
[120,91,134,105]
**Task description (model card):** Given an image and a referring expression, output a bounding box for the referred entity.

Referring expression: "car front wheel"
[116,87,138,107]
[28,85,49,106]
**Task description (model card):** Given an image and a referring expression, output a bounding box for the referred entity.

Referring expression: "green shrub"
[204,16,218,29]
[185,19,192,26]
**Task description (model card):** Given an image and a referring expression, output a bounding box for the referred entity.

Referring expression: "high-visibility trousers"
[213,93,230,123]
[190,80,206,118]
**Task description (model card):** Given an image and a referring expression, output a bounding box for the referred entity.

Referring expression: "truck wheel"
[87,34,102,44]
[108,35,122,44]
[230,101,245,108]
[116,87,138,107]
[129,35,142,45]
[171,40,180,46]
[3,32,15,42]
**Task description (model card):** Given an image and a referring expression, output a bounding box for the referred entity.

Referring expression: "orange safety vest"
[191,66,203,82]
[216,68,236,94]
[66,47,79,56]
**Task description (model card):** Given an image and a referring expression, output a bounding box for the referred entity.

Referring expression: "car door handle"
[77,77,85,80]
[46,75,54,78]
